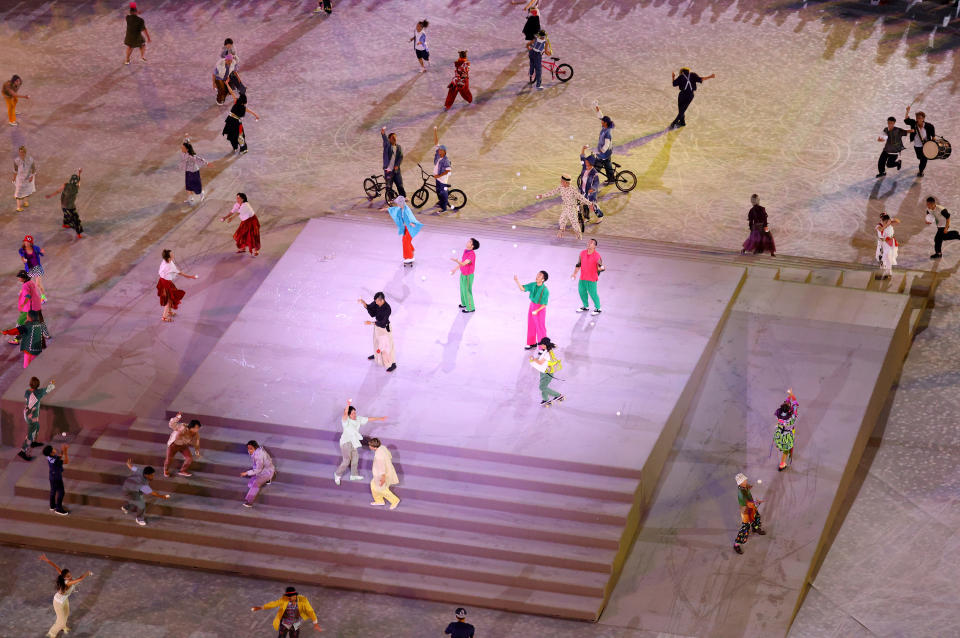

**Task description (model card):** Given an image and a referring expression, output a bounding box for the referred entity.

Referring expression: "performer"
[670,67,715,129]
[221,192,261,256]
[2,75,29,126]
[221,37,239,62]
[123,3,150,65]
[46,169,84,238]
[924,196,960,259]
[357,292,397,372]
[410,20,430,72]
[514,271,549,349]
[733,473,765,554]
[876,117,908,178]
[17,376,55,461]
[432,127,452,212]
[222,94,260,154]
[11,270,47,345]
[39,554,92,638]
[157,249,199,322]
[2,310,48,368]
[444,50,473,110]
[740,194,776,256]
[904,106,935,177]
[163,412,202,478]
[180,136,208,204]
[241,440,276,508]
[593,102,615,183]
[13,145,37,212]
[19,235,47,301]
[571,238,604,315]
[444,607,476,638]
[875,213,900,280]
[530,337,564,406]
[450,238,479,313]
[368,438,400,509]
[521,0,541,45]
[121,459,171,526]
[773,389,799,471]
[386,195,422,266]
[527,30,551,89]
[380,126,406,203]
[335,399,387,485]
[212,54,238,105]
[251,586,322,635]
[577,150,602,229]
[313,0,333,15]
[43,443,70,516]
[535,174,594,240]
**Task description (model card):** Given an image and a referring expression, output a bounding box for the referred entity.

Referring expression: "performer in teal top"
[514,270,549,350]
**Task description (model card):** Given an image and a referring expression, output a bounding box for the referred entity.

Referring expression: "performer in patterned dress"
[875,213,900,280]
[536,174,595,240]
[733,472,765,554]
[2,310,48,368]
[16,376,55,461]
[773,389,799,471]
[444,50,473,110]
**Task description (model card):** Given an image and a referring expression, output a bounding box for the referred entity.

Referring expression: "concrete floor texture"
[1,0,959,637]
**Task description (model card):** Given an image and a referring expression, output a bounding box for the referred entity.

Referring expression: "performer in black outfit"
[876,117,908,178]
[924,196,960,259]
[904,106,935,178]
[669,68,715,129]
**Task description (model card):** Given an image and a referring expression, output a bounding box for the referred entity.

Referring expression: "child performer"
[450,238,478,312]
[386,196,422,266]
[220,192,260,256]
[773,389,799,471]
[733,473,765,554]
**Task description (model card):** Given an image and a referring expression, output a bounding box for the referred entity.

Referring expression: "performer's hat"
[284,586,298,596]
[735,473,748,486]
[23,235,34,243]
[560,174,571,182]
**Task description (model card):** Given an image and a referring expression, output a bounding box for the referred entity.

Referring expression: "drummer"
[904,106,935,178]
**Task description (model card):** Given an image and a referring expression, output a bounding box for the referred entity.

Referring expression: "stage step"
[110,418,638,502]
[0,506,601,620]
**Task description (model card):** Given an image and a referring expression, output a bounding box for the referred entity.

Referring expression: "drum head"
[923,139,940,160]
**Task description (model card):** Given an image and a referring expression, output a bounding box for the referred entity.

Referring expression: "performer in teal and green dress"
[773,389,799,471]
[17,375,54,461]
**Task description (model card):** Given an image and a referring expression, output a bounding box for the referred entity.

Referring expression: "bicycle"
[541,56,573,83]
[577,160,637,193]
[363,173,386,200]
[410,163,467,211]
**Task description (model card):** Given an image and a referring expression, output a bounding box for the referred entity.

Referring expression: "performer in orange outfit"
[444,50,472,110]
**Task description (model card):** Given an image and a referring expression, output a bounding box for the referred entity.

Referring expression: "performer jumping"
[358,292,397,372]
[904,106,935,178]
[876,117,908,178]
[670,68,715,129]
[221,192,261,256]
[773,389,799,471]
[386,195,422,266]
[514,271,549,350]
[733,473,765,554]
[875,213,900,280]
[157,249,199,322]
[924,196,960,259]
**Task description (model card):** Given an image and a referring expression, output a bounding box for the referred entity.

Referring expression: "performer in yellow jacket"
[251,586,322,636]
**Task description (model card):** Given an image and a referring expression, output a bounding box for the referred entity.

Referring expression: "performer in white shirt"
[157,248,198,323]
[875,213,900,280]
[335,398,387,485]
[220,192,260,256]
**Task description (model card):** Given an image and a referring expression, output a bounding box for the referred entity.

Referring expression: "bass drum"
[922,136,951,160]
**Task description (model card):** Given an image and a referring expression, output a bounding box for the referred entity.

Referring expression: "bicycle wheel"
[448,189,467,210]
[555,63,573,83]
[411,188,429,209]
[615,169,637,193]
[363,178,379,199]
[576,173,583,189]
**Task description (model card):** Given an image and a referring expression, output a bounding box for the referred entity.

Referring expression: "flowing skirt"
[234,215,261,251]
[184,170,202,194]
[157,277,185,309]
[742,228,775,254]
[14,173,35,199]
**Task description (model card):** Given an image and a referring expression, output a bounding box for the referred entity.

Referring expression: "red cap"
[23,235,34,243]
[130,1,137,8]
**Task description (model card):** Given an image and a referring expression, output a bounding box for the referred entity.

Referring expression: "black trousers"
[671,91,694,127]
[596,157,614,182]
[49,478,64,510]
[913,146,928,175]
[935,227,960,254]
[877,151,899,175]
[383,169,406,203]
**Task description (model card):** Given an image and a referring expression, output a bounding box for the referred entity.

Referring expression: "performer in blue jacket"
[386,196,423,266]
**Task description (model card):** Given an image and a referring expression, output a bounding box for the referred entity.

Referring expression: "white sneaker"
[349,475,364,481]
[591,309,602,315]
[135,518,147,526]
[334,472,341,486]
[199,190,206,202]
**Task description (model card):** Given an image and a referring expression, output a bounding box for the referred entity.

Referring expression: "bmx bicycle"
[577,160,637,193]
[363,173,390,200]
[541,56,573,83]
[409,163,467,211]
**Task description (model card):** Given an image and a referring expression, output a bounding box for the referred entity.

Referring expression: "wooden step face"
[0,511,602,620]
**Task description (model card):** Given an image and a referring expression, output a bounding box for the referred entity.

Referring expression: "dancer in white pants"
[39,553,92,637]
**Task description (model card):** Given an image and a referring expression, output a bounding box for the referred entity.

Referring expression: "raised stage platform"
[0,217,916,629]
